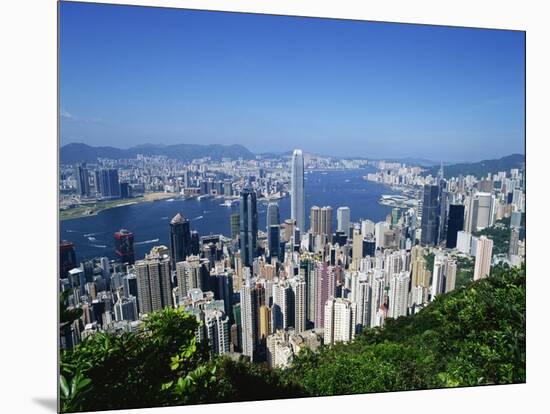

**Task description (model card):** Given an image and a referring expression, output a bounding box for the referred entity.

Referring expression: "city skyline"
[60,3,525,163]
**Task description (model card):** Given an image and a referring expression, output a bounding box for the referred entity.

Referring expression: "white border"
[1,1,546,413]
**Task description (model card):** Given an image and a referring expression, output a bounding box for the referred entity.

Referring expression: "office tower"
[204,309,230,355]
[119,182,129,198]
[98,168,121,199]
[310,206,321,235]
[114,229,135,265]
[122,274,139,310]
[324,297,357,345]
[388,271,410,319]
[114,296,138,322]
[169,213,191,268]
[337,207,351,234]
[240,279,259,360]
[420,184,440,246]
[74,163,90,197]
[375,221,390,249]
[361,219,375,237]
[60,240,77,279]
[266,202,280,230]
[467,192,494,232]
[363,236,376,257]
[299,257,315,329]
[69,267,87,297]
[446,204,465,248]
[438,183,448,242]
[352,230,363,268]
[135,247,172,315]
[239,188,258,268]
[211,271,234,322]
[290,278,306,333]
[230,213,240,239]
[473,236,494,280]
[391,208,402,226]
[268,225,281,261]
[291,149,305,231]
[320,206,333,240]
[445,260,457,293]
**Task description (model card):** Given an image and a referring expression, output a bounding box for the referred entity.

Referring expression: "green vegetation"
[473,217,513,255]
[455,255,474,289]
[60,265,525,412]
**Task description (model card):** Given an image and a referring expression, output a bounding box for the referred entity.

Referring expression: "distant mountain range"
[60,143,255,163]
[425,154,525,178]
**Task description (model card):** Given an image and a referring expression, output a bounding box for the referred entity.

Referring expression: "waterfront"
[60,168,400,262]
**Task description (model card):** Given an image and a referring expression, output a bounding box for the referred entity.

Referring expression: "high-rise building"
[114,229,135,265]
[268,225,281,261]
[98,168,121,199]
[337,207,351,234]
[420,184,440,246]
[266,202,280,230]
[240,279,259,360]
[230,213,240,240]
[290,278,306,333]
[239,188,258,268]
[310,206,321,236]
[74,163,90,197]
[272,282,291,331]
[473,236,493,280]
[446,204,465,248]
[509,228,520,258]
[291,149,305,232]
[324,297,357,345]
[204,309,230,355]
[388,271,410,318]
[467,192,494,232]
[431,255,457,298]
[114,295,138,321]
[60,240,77,279]
[135,247,172,315]
[169,213,191,268]
[320,206,333,241]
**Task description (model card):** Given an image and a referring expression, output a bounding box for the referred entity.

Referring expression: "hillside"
[60,264,525,412]
[425,154,525,178]
[60,142,255,164]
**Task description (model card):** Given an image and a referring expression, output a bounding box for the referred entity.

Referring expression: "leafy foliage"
[60,265,525,412]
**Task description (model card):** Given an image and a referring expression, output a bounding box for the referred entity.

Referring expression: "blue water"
[60,168,399,262]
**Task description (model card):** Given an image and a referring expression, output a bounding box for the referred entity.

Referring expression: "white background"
[0,0,546,413]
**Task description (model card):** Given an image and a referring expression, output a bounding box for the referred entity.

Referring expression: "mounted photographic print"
[58,1,526,412]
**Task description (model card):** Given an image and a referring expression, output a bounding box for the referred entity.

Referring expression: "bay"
[60,168,400,262]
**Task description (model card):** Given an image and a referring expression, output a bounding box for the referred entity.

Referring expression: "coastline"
[59,192,176,221]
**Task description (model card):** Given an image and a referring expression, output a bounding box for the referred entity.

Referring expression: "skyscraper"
[204,309,230,355]
[169,213,191,268]
[388,271,410,319]
[324,297,357,345]
[230,213,240,239]
[291,149,305,232]
[240,279,259,360]
[114,229,135,265]
[320,206,333,241]
[74,163,90,197]
[98,168,121,199]
[310,206,321,235]
[446,204,465,248]
[473,236,494,280]
[135,247,172,315]
[337,207,351,234]
[268,225,281,261]
[266,202,280,230]
[420,184,440,246]
[239,188,258,268]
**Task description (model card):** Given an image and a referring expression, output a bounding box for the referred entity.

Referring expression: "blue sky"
[60,2,525,162]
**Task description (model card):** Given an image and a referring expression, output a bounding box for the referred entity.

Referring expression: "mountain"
[60,143,255,164]
[425,154,525,178]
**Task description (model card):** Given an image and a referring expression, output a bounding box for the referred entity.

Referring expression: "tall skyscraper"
[290,278,306,333]
[230,213,240,239]
[266,202,280,230]
[268,225,281,261]
[114,229,135,265]
[388,271,410,319]
[337,207,351,234]
[98,168,121,199]
[74,163,90,197]
[324,297,357,345]
[239,188,258,268]
[420,184,440,246]
[240,279,259,360]
[446,204,465,248]
[310,206,321,235]
[169,213,191,268]
[473,236,494,280]
[320,206,333,241]
[204,309,230,355]
[135,247,172,315]
[291,149,305,232]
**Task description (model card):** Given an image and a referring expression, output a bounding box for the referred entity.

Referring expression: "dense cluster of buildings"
[59,150,525,370]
